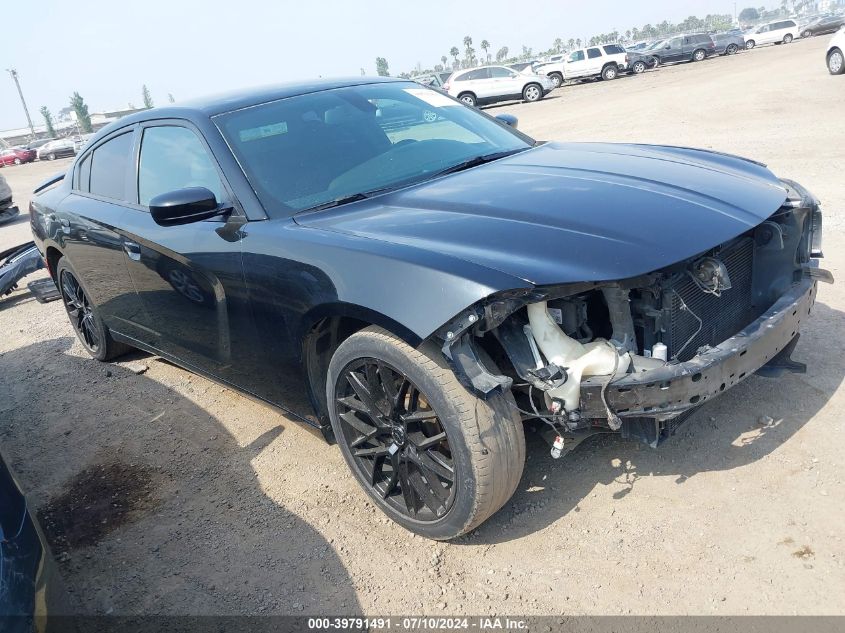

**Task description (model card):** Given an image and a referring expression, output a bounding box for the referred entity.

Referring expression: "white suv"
[745,19,799,49]
[535,44,629,87]
[444,65,553,107]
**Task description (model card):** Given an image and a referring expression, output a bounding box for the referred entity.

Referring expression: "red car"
[0,147,37,167]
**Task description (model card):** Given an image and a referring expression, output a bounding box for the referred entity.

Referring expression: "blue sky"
[2,0,750,129]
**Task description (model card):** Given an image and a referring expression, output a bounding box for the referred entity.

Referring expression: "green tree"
[553,38,563,53]
[142,84,154,109]
[576,38,582,47]
[167,93,175,103]
[40,106,56,138]
[568,38,575,49]
[375,57,390,76]
[495,46,509,62]
[739,7,759,22]
[480,39,490,61]
[69,92,92,133]
[441,55,448,67]
[450,46,460,67]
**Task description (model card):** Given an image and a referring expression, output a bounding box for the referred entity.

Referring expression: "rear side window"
[488,66,513,78]
[89,132,134,201]
[138,126,223,206]
[587,48,602,59]
[603,45,624,54]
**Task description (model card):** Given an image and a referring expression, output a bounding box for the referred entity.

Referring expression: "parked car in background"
[29,78,828,539]
[536,44,629,87]
[624,49,658,74]
[0,147,37,166]
[627,40,651,50]
[744,19,799,49]
[412,72,452,90]
[0,172,17,225]
[73,133,95,153]
[647,33,716,65]
[444,65,553,106]
[505,61,540,74]
[37,138,76,161]
[827,28,845,74]
[801,15,845,38]
[24,138,56,151]
[711,31,746,55]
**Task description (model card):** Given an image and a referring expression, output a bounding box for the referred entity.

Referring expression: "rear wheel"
[802,29,813,38]
[632,60,646,74]
[57,258,131,361]
[47,152,56,161]
[13,158,21,165]
[746,40,756,50]
[522,83,543,102]
[458,92,477,107]
[783,34,793,44]
[692,48,706,62]
[601,64,618,80]
[327,327,525,540]
[726,43,739,55]
[548,72,563,88]
[829,48,845,75]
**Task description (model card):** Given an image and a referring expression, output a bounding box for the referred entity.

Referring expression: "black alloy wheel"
[60,268,101,353]
[334,358,456,521]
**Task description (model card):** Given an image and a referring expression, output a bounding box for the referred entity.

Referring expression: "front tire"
[783,34,793,44]
[803,29,813,38]
[726,43,739,55]
[47,153,56,161]
[13,158,21,165]
[746,40,756,50]
[327,327,525,540]
[692,48,706,62]
[57,258,131,361]
[457,92,477,107]
[548,72,563,88]
[522,83,543,102]
[829,48,845,75]
[632,60,646,74]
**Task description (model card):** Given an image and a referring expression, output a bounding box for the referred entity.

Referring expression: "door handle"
[123,240,141,261]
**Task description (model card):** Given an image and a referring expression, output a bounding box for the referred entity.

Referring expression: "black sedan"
[30,78,829,539]
[802,15,845,37]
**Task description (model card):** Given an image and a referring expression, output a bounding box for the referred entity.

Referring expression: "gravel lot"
[1,35,844,616]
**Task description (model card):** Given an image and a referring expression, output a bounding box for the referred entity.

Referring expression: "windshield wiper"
[302,186,398,213]
[429,148,528,178]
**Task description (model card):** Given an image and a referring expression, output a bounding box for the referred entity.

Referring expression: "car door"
[756,24,773,45]
[664,37,684,61]
[585,47,603,74]
[487,66,520,98]
[117,120,252,381]
[57,128,149,340]
[564,49,586,78]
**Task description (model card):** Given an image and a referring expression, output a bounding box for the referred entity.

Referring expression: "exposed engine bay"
[439,180,832,453]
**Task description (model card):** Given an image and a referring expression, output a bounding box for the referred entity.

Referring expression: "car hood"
[296,142,788,286]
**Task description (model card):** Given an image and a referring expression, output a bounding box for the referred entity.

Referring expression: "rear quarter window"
[603,45,624,54]
[88,132,134,201]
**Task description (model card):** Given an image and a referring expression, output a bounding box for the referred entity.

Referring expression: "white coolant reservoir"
[526,301,631,412]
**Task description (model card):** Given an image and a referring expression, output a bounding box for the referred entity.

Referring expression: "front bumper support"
[579,278,818,420]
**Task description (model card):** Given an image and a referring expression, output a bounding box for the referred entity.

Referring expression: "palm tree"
[576,38,582,48]
[553,38,563,53]
[441,55,448,67]
[450,46,460,68]
[568,38,575,50]
[463,35,473,61]
[496,46,509,62]
[480,39,490,62]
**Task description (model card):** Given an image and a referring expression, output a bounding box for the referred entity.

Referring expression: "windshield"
[214,82,531,216]
[645,39,666,50]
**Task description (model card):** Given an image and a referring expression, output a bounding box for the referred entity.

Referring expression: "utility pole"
[6,68,36,138]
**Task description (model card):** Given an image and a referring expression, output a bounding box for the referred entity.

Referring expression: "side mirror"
[149,187,222,227]
[494,113,519,129]
[664,44,671,49]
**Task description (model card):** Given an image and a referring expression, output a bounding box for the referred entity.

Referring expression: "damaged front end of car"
[437,179,832,454]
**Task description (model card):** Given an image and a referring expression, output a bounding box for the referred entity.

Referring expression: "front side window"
[568,50,585,62]
[138,126,223,206]
[587,48,602,59]
[215,82,530,216]
[89,132,134,201]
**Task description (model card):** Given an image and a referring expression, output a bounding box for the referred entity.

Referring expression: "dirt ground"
[1,35,844,616]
